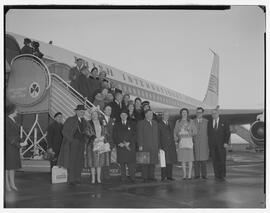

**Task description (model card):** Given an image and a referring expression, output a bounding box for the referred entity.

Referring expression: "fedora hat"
[75,104,86,111]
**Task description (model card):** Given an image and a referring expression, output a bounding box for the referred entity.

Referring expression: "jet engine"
[250,115,265,147]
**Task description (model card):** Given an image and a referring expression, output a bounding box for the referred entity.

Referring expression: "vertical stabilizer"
[203,49,219,108]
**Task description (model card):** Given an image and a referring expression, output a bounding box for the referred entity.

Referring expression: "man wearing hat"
[137,109,160,182]
[46,112,64,168]
[21,38,33,54]
[141,100,158,121]
[57,105,89,185]
[113,108,137,183]
[69,58,85,88]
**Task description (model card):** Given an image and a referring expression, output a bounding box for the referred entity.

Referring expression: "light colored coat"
[193,118,209,161]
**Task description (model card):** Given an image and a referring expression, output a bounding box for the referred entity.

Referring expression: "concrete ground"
[4,150,265,208]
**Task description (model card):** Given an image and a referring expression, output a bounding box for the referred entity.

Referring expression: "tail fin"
[203,49,219,108]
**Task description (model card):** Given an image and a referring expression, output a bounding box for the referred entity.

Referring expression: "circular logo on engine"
[29,82,40,98]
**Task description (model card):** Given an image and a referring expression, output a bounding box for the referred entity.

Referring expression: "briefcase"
[136,152,150,164]
[52,166,67,184]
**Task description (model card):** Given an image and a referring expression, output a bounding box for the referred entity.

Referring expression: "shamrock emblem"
[29,82,40,98]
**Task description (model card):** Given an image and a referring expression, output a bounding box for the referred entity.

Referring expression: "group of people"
[45,100,230,185]
[4,58,231,191]
[20,37,44,59]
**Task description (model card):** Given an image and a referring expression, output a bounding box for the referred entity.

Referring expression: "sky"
[5,6,265,109]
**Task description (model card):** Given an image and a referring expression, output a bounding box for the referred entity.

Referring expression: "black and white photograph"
[3,1,267,209]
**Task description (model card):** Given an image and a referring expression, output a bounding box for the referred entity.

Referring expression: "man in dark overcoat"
[69,58,84,88]
[158,111,177,181]
[137,109,160,182]
[21,38,33,54]
[46,112,64,167]
[57,105,89,185]
[113,109,137,183]
[207,108,230,182]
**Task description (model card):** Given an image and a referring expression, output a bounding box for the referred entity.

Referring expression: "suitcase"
[136,152,150,164]
[52,166,67,184]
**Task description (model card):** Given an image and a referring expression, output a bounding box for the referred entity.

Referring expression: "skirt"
[86,144,110,168]
[5,143,21,170]
[177,148,194,162]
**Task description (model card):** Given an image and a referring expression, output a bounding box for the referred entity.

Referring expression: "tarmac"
[4,150,265,208]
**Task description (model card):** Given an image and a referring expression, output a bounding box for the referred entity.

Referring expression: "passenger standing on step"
[108,91,123,122]
[89,67,102,101]
[57,105,89,185]
[21,38,33,54]
[46,112,64,168]
[69,58,84,88]
[193,107,209,179]
[207,108,230,182]
[5,103,28,192]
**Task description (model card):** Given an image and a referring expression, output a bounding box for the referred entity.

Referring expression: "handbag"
[136,152,150,164]
[52,166,67,184]
[110,148,117,163]
[179,137,193,149]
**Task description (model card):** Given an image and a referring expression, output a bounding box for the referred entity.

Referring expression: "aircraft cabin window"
[128,76,133,83]
[122,74,126,81]
[140,80,144,87]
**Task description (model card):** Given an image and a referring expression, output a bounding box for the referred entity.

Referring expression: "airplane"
[5,32,264,161]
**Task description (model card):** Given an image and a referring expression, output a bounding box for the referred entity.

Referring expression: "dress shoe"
[68,182,76,186]
[188,177,192,180]
[167,178,175,181]
[182,177,187,180]
[10,185,18,191]
[143,179,148,183]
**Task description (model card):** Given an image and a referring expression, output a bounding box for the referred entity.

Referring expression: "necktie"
[214,119,218,129]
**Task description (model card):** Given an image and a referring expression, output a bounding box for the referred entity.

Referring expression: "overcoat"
[46,121,63,156]
[193,118,209,161]
[57,115,88,170]
[158,120,177,164]
[137,119,160,164]
[113,120,137,163]
[5,116,21,170]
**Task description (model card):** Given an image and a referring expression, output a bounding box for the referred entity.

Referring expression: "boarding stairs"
[10,55,105,172]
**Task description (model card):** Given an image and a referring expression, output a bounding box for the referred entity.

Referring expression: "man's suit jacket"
[113,120,137,163]
[207,117,230,148]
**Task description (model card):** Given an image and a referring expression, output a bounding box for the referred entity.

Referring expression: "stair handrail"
[50,73,105,117]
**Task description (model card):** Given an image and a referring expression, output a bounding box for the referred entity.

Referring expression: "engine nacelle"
[250,121,265,146]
